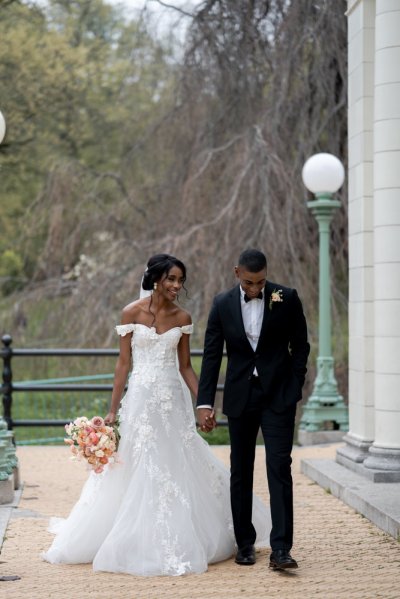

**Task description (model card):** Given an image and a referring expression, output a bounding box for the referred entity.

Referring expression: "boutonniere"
[269,289,283,310]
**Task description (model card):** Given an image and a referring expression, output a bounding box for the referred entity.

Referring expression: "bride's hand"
[104,412,116,426]
[197,408,216,433]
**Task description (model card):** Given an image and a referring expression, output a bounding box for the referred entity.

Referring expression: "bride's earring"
[153,282,158,291]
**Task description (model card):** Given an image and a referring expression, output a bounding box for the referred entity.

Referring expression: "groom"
[197,249,309,571]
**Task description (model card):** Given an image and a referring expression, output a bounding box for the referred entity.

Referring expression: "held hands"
[197,408,216,433]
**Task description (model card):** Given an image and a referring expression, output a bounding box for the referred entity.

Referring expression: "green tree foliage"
[0,0,175,285]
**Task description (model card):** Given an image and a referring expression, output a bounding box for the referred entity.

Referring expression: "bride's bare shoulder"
[120,298,150,324]
[174,307,192,327]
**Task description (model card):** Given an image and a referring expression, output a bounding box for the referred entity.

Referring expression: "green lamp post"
[299,153,348,434]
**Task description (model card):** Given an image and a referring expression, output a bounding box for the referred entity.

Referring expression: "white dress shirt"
[197,286,265,410]
[239,286,265,355]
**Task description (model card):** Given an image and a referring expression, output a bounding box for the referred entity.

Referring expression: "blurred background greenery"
[0,0,348,443]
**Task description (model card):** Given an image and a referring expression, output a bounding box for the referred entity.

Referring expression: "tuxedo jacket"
[197,281,310,417]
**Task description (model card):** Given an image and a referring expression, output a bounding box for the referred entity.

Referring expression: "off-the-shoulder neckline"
[117,323,192,336]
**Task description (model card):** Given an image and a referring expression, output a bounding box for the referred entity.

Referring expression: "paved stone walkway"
[0,443,399,599]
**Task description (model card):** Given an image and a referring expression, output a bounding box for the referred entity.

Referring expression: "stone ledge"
[298,430,345,446]
[336,451,400,482]
[0,487,23,552]
[0,476,14,504]
[0,508,12,551]
[301,458,400,540]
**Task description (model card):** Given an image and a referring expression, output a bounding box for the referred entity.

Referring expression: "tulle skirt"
[42,372,271,576]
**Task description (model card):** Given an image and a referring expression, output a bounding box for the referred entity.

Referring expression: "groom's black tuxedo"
[197,280,310,553]
[198,281,309,416]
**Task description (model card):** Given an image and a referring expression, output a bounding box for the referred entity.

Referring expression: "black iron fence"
[1,334,225,433]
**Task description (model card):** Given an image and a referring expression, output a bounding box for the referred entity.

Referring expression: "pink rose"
[91,416,105,429]
[89,432,99,445]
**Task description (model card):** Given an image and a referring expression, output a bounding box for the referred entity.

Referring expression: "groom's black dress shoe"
[269,549,298,570]
[235,545,256,565]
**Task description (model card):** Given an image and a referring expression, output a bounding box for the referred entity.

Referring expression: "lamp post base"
[299,357,349,432]
[299,396,349,432]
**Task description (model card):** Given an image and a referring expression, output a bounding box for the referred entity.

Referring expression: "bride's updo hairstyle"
[142,254,187,291]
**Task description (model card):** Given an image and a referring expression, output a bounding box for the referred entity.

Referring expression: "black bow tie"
[244,292,263,303]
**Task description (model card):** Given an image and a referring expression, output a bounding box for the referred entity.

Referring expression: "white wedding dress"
[43,323,271,576]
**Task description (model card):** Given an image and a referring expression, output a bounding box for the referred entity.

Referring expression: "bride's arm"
[177,333,198,397]
[178,335,216,431]
[105,311,133,425]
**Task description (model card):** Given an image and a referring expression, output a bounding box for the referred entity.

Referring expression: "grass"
[198,426,231,445]
[13,391,111,445]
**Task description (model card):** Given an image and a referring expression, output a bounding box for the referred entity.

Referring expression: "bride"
[42,253,270,576]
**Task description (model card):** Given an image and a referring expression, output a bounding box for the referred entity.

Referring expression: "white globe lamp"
[302,152,345,195]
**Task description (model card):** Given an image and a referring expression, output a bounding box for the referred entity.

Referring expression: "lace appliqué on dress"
[146,456,192,575]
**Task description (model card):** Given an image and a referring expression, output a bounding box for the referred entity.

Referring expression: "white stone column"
[337,0,376,468]
[363,0,400,473]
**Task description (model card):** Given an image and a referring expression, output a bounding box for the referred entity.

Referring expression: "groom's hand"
[197,408,216,433]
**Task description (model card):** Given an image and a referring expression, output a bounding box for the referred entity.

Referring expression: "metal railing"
[1,334,226,433]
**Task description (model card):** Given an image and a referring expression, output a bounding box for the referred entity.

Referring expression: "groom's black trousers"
[227,377,296,551]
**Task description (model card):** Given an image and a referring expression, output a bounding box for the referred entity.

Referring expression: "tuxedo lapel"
[256,281,274,350]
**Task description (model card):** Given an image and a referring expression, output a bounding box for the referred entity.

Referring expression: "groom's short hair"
[238,249,267,272]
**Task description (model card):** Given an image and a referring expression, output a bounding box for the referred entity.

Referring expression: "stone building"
[338,0,400,479]
[302,0,400,539]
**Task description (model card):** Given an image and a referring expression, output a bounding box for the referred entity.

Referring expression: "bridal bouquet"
[64,416,120,474]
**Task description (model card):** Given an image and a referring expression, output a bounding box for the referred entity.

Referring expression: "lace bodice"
[116,323,193,374]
